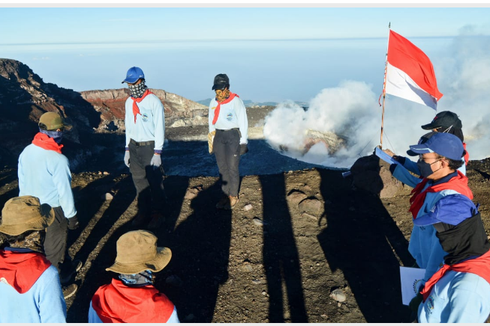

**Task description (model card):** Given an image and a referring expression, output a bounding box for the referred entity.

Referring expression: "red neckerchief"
[421,249,490,301]
[463,142,469,165]
[91,278,175,323]
[0,250,52,294]
[212,92,238,125]
[31,132,63,154]
[409,171,473,219]
[131,89,153,123]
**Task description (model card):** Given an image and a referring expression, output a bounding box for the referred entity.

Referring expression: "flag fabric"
[385,30,443,110]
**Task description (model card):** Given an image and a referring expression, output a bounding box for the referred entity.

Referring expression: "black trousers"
[214,129,241,197]
[128,139,165,215]
[44,206,68,270]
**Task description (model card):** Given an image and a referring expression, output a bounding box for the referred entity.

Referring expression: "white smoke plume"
[264,33,490,169]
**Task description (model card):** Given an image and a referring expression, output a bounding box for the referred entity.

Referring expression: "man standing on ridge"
[17,111,81,299]
[208,73,249,210]
[122,66,166,228]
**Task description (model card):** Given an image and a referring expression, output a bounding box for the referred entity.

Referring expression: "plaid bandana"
[128,80,148,98]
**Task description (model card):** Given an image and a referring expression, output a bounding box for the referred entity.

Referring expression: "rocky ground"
[1,150,489,323]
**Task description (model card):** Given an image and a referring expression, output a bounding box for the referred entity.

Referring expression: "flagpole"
[379,22,391,149]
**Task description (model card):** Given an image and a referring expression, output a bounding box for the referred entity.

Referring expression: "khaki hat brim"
[106,247,172,275]
[0,204,55,236]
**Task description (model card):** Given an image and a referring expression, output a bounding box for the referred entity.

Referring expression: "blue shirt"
[418,270,490,323]
[18,143,77,218]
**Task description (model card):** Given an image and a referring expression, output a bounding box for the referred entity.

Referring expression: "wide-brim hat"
[106,230,172,274]
[0,196,55,236]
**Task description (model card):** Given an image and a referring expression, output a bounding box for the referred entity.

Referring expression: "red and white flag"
[385,30,443,110]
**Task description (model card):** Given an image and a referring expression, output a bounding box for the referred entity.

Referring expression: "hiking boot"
[224,196,239,210]
[59,259,83,285]
[62,283,78,299]
[147,211,163,229]
[215,195,229,209]
[131,212,149,227]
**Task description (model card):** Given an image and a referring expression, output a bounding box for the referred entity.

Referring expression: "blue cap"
[122,66,145,84]
[413,194,476,226]
[408,132,464,161]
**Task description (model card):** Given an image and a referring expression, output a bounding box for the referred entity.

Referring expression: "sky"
[1,2,490,166]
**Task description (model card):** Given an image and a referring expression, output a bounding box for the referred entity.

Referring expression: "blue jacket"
[409,173,474,281]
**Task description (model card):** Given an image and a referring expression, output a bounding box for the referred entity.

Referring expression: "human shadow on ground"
[259,174,308,322]
[317,168,414,323]
[161,180,232,323]
[0,168,18,209]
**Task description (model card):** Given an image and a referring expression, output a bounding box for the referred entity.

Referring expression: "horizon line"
[1,35,469,47]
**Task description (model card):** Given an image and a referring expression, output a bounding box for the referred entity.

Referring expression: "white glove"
[150,154,161,168]
[124,151,130,168]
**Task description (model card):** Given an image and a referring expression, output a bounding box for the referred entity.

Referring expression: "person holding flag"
[208,73,249,210]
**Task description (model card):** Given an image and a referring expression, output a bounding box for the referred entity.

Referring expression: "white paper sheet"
[400,266,426,305]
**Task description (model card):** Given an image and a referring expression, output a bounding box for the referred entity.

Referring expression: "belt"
[130,139,154,146]
[216,128,239,132]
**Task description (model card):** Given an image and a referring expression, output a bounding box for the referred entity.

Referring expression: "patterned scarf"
[0,231,45,255]
[128,80,148,99]
[215,88,230,103]
[119,270,153,286]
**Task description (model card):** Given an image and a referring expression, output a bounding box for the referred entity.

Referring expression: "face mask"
[417,158,441,178]
[128,80,147,98]
[215,88,230,102]
[40,128,64,144]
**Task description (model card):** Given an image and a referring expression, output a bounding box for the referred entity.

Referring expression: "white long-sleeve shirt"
[208,96,248,144]
[18,143,77,218]
[124,93,165,151]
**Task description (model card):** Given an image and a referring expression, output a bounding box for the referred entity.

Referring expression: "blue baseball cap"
[408,132,464,161]
[413,194,476,226]
[122,66,145,84]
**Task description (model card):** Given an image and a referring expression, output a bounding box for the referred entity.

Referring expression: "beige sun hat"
[106,230,172,274]
[0,196,55,236]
